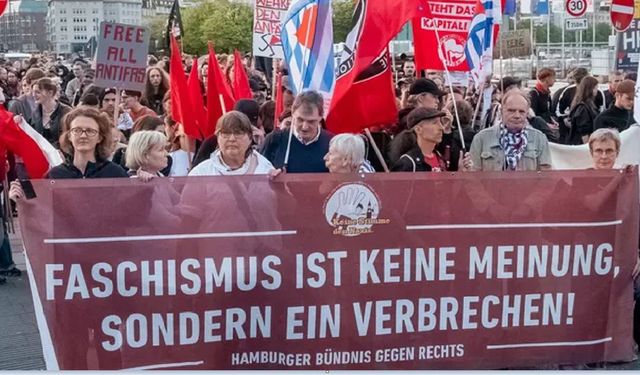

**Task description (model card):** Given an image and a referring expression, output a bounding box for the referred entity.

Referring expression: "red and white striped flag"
[0,106,62,178]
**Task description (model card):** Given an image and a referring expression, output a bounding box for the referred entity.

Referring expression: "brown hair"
[537,67,555,81]
[59,106,114,161]
[33,77,58,95]
[291,90,324,117]
[142,67,169,99]
[23,68,45,85]
[616,79,635,95]
[215,111,253,137]
[570,76,599,111]
[132,115,164,134]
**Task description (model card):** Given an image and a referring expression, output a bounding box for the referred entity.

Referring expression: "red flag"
[274,73,284,126]
[208,43,235,115]
[170,34,202,140]
[187,59,209,138]
[206,45,224,136]
[0,107,62,179]
[327,52,398,134]
[328,0,423,133]
[232,50,253,100]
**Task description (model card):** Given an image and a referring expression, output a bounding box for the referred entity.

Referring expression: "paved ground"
[0,225,638,370]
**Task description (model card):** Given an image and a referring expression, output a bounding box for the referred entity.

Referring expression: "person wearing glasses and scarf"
[469,90,552,172]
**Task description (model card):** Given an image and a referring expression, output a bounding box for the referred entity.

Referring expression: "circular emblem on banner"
[610,0,634,32]
[565,0,587,17]
[323,182,389,237]
[437,34,467,68]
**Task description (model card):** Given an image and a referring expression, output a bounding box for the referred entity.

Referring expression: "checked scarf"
[499,124,528,171]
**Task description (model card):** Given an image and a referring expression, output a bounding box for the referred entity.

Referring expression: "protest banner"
[492,30,532,59]
[615,19,640,72]
[253,0,291,58]
[412,0,477,72]
[20,171,638,370]
[94,22,150,92]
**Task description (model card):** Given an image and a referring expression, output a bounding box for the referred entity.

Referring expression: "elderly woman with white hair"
[323,133,375,173]
[126,130,169,181]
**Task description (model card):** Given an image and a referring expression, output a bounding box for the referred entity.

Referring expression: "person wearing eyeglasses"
[9,107,127,201]
[189,111,274,176]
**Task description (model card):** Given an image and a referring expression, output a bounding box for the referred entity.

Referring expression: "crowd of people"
[1,51,639,358]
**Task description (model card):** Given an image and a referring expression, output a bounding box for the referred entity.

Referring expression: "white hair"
[329,133,366,171]
[125,130,167,170]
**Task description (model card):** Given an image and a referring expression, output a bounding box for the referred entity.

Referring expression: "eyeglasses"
[218,132,248,140]
[70,127,99,137]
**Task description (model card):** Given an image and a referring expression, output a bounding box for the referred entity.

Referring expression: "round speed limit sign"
[566,0,587,17]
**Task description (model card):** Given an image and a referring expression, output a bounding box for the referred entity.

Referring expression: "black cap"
[408,78,446,97]
[407,107,447,128]
[234,99,260,126]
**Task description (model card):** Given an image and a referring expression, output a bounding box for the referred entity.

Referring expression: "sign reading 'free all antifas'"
[20,171,638,370]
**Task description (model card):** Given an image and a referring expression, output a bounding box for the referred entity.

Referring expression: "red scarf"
[535,82,549,94]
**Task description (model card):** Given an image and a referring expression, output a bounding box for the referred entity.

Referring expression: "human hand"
[136,169,156,183]
[458,151,473,172]
[269,168,283,180]
[9,180,24,202]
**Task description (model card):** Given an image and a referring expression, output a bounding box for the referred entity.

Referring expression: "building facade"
[0,0,48,52]
[47,0,142,55]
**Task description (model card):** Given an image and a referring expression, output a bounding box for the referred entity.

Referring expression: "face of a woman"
[21,80,31,95]
[143,143,168,172]
[68,116,102,154]
[32,85,53,104]
[590,139,618,170]
[218,130,251,161]
[324,145,351,173]
[149,69,162,88]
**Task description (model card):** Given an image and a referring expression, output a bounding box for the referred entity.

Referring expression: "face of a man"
[616,92,634,111]
[73,64,84,78]
[609,74,623,93]
[102,92,117,111]
[415,117,444,144]
[403,61,416,78]
[292,105,321,143]
[590,139,618,170]
[149,69,162,88]
[7,72,17,85]
[502,94,529,132]
[121,93,138,109]
[544,75,556,88]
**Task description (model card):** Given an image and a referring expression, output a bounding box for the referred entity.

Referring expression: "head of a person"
[162,91,171,117]
[32,77,58,105]
[282,75,295,109]
[215,111,254,161]
[234,99,260,127]
[571,76,599,109]
[572,68,589,85]
[324,133,366,173]
[408,107,447,145]
[72,62,85,78]
[6,68,18,85]
[588,128,620,170]
[200,62,208,87]
[59,106,113,161]
[109,127,125,156]
[402,60,416,78]
[146,67,168,91]
[501,90,530,132]
[82,69,95,86]
[444,100,474,130]
[126,130,168,173]
[499,76,522,93]
[614,79,635,111]
[609,71,624,93]
[408,78,446,110]
[537,68,556,88]
[132,115,164,134]
[23,68,45,92]
[80,93,100,107]
[101,87,117,112]
[258,100,276,134]
[291,90,324,143]
[624,72,637,82]
[122,90,142,109]
[0,67,7,82]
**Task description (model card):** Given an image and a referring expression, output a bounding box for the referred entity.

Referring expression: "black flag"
[165,0,184,51]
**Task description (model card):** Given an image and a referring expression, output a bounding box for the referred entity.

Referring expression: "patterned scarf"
[499,124,528,171]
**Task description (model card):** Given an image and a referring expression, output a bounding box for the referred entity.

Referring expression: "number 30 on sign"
[566,0,587,17]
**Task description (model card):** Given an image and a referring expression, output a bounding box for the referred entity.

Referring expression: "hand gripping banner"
[19,170,639,370]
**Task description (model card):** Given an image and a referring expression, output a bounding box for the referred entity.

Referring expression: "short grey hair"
[588,128,621,154]
[125,130,167,170]
[502,89,531,108]
[329,134,366,171]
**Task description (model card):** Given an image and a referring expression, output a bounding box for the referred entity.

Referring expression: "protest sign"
[615,19,640,72]
[253,0,291,58]
[412,0,476,72]
[20,171,638,370]
[493,30,532,59]
[94,22,150,92]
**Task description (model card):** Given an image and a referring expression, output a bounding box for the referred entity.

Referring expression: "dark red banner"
[20,170,639,370]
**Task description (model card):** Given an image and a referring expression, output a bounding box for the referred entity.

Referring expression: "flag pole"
[364,128,390,173]
[113,88,121,130]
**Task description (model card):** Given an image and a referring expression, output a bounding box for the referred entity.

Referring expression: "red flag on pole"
[206,45,224,136]
[232,50,253,100]
[170,34,202,140]
[208,43,235,114]
[187,59,209,138]
[327,0,423,133]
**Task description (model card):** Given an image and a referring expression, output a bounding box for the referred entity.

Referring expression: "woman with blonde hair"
[126,130,169,180]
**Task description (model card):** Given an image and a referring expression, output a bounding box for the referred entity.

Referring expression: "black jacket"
[31,102,72,148]
[46,160,128,179]
[594,105,634,133]
[569,102,598,145]
[436,129,476,171]
[392,146,434,172]
[529,87,553,123]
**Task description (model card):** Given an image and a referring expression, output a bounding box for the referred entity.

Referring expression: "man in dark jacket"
[529,67,556,123]
[594,79,635,132]
[603,71,623,109]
